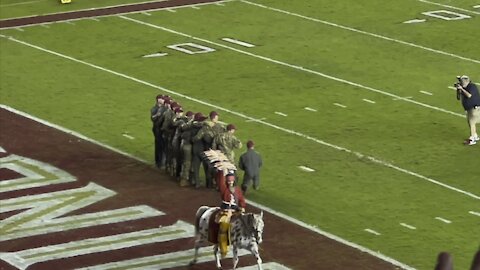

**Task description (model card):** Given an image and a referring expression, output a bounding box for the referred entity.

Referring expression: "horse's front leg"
[251,243,263,270]
[232,246,239,269]
[214,244,222,269]
[189,236,201,265]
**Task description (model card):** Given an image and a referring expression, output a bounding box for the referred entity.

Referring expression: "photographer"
[455,75,480,145]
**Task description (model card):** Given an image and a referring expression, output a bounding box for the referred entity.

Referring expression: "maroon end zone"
[0,107,398,269]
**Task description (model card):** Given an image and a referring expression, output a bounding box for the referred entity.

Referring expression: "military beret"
[227,124,236,131]
[209,111,219,119]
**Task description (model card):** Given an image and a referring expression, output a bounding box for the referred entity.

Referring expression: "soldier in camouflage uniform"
[151,95,170,168]
[190,112,208,188]
[212,124,242,163]
[170,107,188,181]
[178,111,194,186]
[159,101,178,175]
[192,111,225,188]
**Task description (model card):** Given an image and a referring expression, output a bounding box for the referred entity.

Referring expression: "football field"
[0,0,479,269]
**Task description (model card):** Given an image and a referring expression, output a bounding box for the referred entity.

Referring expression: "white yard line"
[298,165,315,172]
[166,9,176,12]
[122,134,135,140]
[40,24,50,28]
[216,2,225,6]
[191,6,201,9]
[274,111,288,117]
[240,0,480,65]
[362,99,376,104]
[142,12,152,16]
[419,90,433,96]
[435,217,452,224]
[221,38,256,48]
[468,211,480,217]
[2,35,478,203]
[15,28,25,32]
[119,16,466,119]
[0,0,43,7]
[417,0,480,15]
[400,223,416,230]
[304,107,317,112]
[364,229,381,236]
[333,103,347,108]
[65,21,76,25]
[245,117,266,122]
[447,86,456,90]
[0,104,416,270]
[474,5,480,9]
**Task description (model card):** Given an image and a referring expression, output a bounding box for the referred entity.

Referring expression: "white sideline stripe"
[0,0,43,7]
[65,21,76,25]
[393,96,412,100]
[0,104,416,270]
[166,9,176,12]
[469,211,480,217]
[89,17,100,21]
[419,90,433,96]
[298,165,315,172]
[417,0,480,15]
[191,6,201,9]
[221,38,255,48]
[362,99,376,104]
[40,24,50,28]
[400,223,416,230]
[435,217,452,224]
[274,111,287,117]
[364,229,381,236]
[333,103,347,108]
[241,0,480,64]
[122,134,135,140]
[119,16,466,119]
[304,107,317,112]
[216,2,225,5]
[2,36,478,203]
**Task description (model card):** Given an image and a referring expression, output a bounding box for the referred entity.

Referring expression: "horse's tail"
[194,206,210,236]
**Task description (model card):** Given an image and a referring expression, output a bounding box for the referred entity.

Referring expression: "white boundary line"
[221,37,256,48]
[119,16,466,119]
[240,0,480,64]
[0,104,415,270]
[1,34,477,201]
[417,0,480,15]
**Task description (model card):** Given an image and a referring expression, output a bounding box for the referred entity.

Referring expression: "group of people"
[150,94,263,194]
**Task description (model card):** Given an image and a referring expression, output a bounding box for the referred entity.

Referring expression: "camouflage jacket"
[212,132,242,162]
[192,121,225,148]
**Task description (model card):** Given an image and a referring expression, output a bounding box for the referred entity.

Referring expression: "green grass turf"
[0,1,479,269]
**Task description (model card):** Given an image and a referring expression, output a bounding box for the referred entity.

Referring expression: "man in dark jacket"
[456,75,480,145]
[238,140,263,194]
[190,113,208,188]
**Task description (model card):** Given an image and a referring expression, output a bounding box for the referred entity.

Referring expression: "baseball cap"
[209,111,218,119]
[227,124,236,131]
[460,75,470,81]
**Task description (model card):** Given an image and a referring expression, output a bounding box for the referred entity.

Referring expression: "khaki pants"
[467,107,480,126]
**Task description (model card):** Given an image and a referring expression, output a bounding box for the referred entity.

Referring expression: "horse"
[190,206,265,270]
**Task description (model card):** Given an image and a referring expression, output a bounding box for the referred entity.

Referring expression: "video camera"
[454,76,462,100]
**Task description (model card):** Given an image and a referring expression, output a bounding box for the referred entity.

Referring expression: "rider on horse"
[216,169,246,257]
